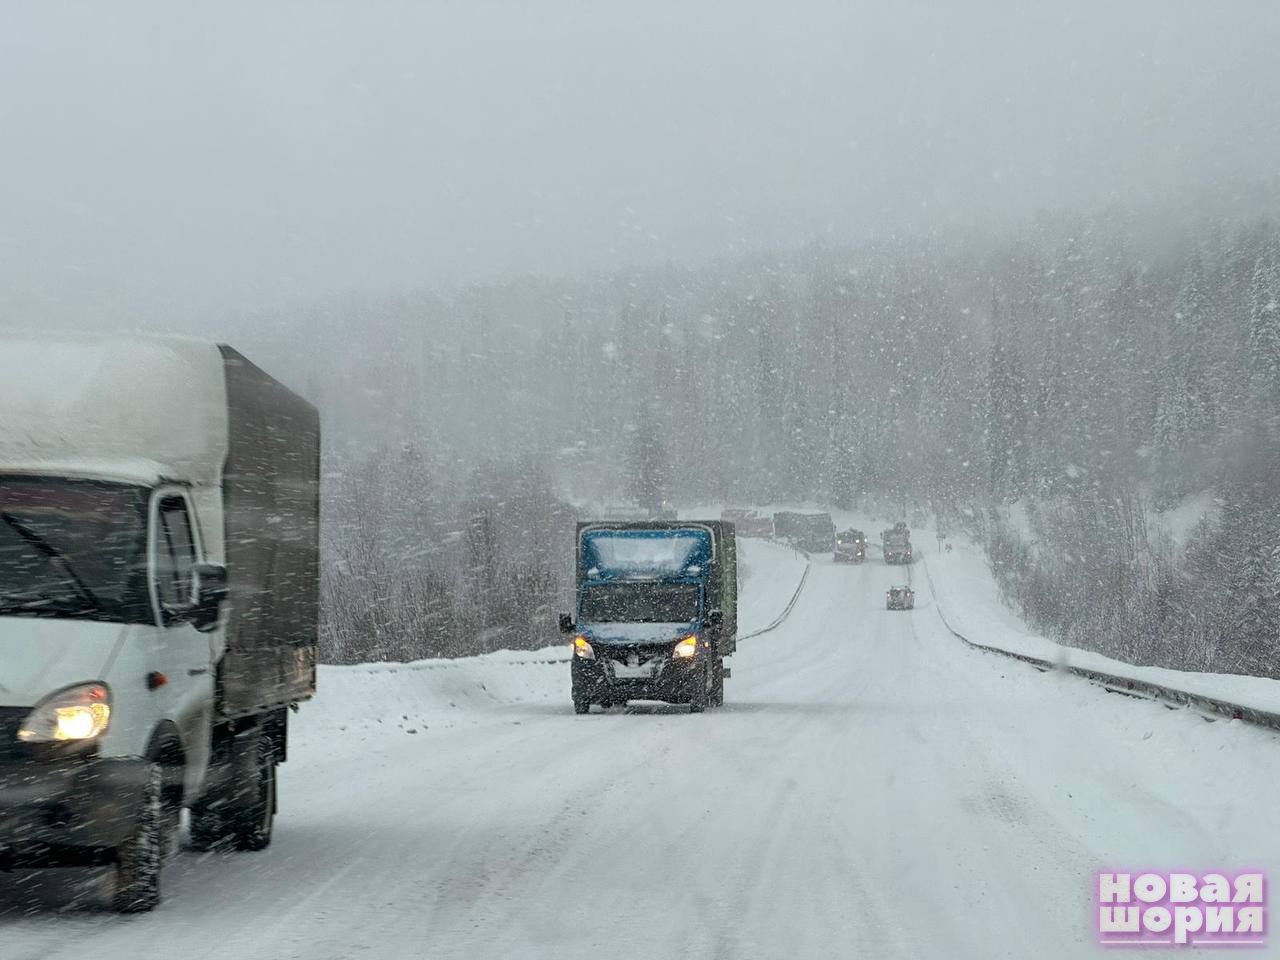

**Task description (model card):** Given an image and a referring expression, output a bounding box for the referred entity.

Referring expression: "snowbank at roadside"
[925,533,1280,719]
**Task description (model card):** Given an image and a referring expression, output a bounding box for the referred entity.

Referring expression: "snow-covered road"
[4,540,1278,959]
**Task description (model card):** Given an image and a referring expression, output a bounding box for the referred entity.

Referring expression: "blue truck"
[559,520,737,713]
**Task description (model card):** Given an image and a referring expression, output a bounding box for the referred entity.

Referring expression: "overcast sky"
[2,1,1277,323]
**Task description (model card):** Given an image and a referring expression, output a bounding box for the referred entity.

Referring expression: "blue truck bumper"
[572,654,704,705]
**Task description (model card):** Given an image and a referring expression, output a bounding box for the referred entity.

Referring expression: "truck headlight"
[18,683,112,742]
[672,635,699,659]
[572,636,595,659]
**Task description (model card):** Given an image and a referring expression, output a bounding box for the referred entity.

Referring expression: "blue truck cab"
[559,521,737,713]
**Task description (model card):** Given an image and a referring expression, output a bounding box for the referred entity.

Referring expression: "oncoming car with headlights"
[886,585,915,610]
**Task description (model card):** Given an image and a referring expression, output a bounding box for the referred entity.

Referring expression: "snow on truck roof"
[0,333,230,486]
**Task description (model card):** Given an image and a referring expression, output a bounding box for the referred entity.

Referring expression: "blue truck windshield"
[580,528,711,580]
[580,582,701,623]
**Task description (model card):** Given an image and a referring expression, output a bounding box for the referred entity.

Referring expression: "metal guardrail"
[739,554,812,641]
[919,557,1280,734]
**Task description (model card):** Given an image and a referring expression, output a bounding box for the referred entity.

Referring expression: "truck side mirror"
[708,609,724,627]
[558,613,575,634]
[194,563,229,633]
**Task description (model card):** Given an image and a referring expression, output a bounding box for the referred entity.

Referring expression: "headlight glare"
[19,683,112,743]
[672,635,699,659]
[572,636,595,659]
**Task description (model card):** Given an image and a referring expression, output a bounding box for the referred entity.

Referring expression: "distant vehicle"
[771,511,804,544]
[886,585,915,610]
[776,512,835,553]
[882,524,913,564]
[0,335,319,912]
[720,509,773,538]
[834,529,867,563]
[560,520,737,714]
[799,513,836,552]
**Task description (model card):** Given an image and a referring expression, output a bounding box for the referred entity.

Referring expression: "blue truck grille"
[0,708,27,762]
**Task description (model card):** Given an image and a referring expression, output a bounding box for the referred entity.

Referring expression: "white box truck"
[0,334,319,911]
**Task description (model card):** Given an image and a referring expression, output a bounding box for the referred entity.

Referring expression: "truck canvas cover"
[218,346,319,719]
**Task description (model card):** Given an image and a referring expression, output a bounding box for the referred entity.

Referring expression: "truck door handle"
[188,668,209,676]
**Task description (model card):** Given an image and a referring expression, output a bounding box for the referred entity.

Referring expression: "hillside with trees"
[249,193,1280,674]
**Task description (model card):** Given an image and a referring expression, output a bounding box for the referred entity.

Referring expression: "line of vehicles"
[722,510,916,612]
[0,334,926,910]
[719,508,915,570]
[555,506,922,717]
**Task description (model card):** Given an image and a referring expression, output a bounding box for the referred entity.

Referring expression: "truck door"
[149,489,215,796]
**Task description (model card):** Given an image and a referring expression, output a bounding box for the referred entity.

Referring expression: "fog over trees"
[2,4,1278,674]
[228,192,1280,674]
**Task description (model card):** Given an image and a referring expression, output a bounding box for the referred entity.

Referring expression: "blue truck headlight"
[672,635,699,659]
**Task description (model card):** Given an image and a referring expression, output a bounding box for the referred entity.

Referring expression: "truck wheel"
[710,659,725,707]
[229,738,277,852]
[187,800,225,852]
[112,763,165,913]
[573,698,590,715]
[189,731,276,852]
[689,662,709,713]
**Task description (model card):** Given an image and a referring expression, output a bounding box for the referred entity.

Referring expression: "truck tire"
[187,800,225,852]
[112,762,165,913]
[689,662,709,713]
[229,736,277,852]
[710,659,725,707]
[573,697,590,714]
[188,730,276,852]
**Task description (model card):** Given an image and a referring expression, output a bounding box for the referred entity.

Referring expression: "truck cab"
[0,472,224,866]
[560,521,736,713]
[0,335,318,912]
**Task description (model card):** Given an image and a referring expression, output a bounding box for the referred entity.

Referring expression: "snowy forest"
[244,193,1280,677]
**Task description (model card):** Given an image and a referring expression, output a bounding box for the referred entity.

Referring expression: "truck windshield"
[581,529,711,579]
[0,477,151,623]
[580,582,701,623]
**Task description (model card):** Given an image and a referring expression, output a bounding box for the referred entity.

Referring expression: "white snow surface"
[0,334,229,486]
[3,536,1278,959]
[926,532,1280,717]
